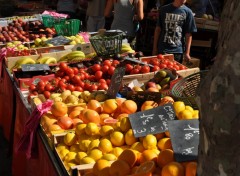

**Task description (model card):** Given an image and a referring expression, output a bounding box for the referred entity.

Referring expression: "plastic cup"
[66,19,81,36]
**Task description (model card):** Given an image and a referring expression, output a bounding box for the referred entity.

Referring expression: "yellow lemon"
[80,156,96,164]
[125,129,138,146]
[64,151,77,162]
[178,109,193,120]
[143,134,157,150]
[75,152,87,164]
[78,133,90,143]
[130,142,145,153]
[88,139,100,151]
[85,122,100,136]
[111,147,123,157]
[59,148,69,160]
[99,125,114,137]
[98,138,113,153]
[75,123,87,135]
[157,137,172,150]
[152,148,160,155]
[110,131,125,147]
[101,153,117,161]
[93,159,111,176]
[56,143,69,153]
[185,105,194,113]
[192,110,199,119]
[112,121,121,131]
[70,144,80,152]
[88,149,103,161]
[63,132,77,146]
[173,101,185,115]
[66,162,76,171]
[79,139,91,152]
[120,117,131,132]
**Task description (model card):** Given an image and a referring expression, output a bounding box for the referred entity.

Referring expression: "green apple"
[34,38,42,46]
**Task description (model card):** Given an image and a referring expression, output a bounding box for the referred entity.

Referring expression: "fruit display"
[11,56,36,70]
[58,51,86,62]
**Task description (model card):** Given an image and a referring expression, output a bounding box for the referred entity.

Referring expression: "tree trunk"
[197,0,240,175]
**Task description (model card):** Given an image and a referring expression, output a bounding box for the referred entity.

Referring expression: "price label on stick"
[168,119,199,162]
[129,103,176,138]
[107,66,126,98]
[124,56,153,67]
[22,64,50,72]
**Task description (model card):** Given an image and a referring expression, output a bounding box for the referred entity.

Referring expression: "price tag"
[124,56,153,67]
[107,66,126,98]
[129,103,176,137]
[168,119,199,162]
[22,64,50,72]
[45,36,71,46]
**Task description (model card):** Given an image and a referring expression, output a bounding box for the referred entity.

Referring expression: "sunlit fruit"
[82,109,100,124]
[102,99,118,114]
[87,100,102,114]
[51,101,68,117]
[58,116,73,130]
[120,100,137,114]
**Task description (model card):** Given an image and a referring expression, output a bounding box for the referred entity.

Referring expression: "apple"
[146,81,157,89]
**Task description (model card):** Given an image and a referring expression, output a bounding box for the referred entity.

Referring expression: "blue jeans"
[87,16,105,32]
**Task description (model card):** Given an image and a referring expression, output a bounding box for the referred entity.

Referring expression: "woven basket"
[90,31,123,57]
[171,71,208,109]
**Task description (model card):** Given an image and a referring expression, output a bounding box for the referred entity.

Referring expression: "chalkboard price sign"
[22,64,50,72]
[107,66,126,98]
[168,119,199,162]
[129,103,176,138]
[124,56,153,67]
[45,36,71,46]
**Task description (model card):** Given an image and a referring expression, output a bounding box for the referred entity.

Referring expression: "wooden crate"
[194,17,219,31]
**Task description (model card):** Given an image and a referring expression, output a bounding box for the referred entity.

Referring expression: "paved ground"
[0,127,12,176]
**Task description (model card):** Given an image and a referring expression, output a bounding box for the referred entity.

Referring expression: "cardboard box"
[72,43,94,55]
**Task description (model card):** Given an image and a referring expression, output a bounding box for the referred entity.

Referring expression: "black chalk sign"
[45,36,71,46]
[168,119,199,162]
[129,103,176,137]
[124,56,153,67]
[107,66,126,98]
[22,64,50,72]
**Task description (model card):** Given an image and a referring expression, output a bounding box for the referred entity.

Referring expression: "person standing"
[104,0,144,44]
[56,0,78,19]
[86,0,106,32]
[152,0,197,63]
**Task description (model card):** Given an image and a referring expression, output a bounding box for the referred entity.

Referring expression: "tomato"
[92,64,101,72]
[125,64,133,73]
[161,59,169,65]
[72,67,79,75]
[55,70,65,77]
[29,84,36,92]
[173,65,180,71]
[51,78,59,87]
[157,54,164,60]
[59,62,68,71]
[112,60,120,67]
[108,66,115,75]
[84,82,91,90]
[103,60,112,66]
[89,84,98,92]
[140,65,150,73]
[101,65,109,74]
[179,65,187,70]
[89,75,96,82]
[167,61,174,67]
[99,79,106,83]
[67,84,75,91]
[76,80,85,88]
[130,68,140,74]
[84,73,90,79]
[159,63,167,69]
[106,79,111,86]
[149,58,160,66]
[43,91,51,99]
[58,80,67,88]
[98,83,108,90]
[134,65,142,70]
[37,80,46,88]
[38,85,45,94]
[167,65,174,70]
[65,68,74,75]
[32,91,38,95]
[64,75,70,81]
[80,74,85,80]
[72,75,81,84]
[75,86,83,92]
[151,65,160,72]
[94,71,103,80]
[45,83,53,91]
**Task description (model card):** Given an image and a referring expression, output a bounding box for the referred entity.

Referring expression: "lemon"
[98,138,113,153]
[192,110,199,119]
[157,137,172,150]
[101,153,117,161]
[63,132,77,146]
[112,121,121,131]
[59,148,70,160]
[88,149,103,161]
[70,144,80,152]
[56,143,69,153]
[143,134,157,150]
[173,101,185,115]
[75,152,87,164]
[130,142,145,153]
[125,129,138,146]
[80,156,96,164]
[111,147,123,157]
[178,109,193,120]
[85,122,100,136]
[185,105,194,113]
[152,148,160,155]
[78,133,91,143]
[120,117,131,132]
[110,131,125,147]
[99,125,114,137]
[75,123,86,135]
[66,162,76,171]
[64,151,77,162]
[79,139,91,152]
[88,139,100,151]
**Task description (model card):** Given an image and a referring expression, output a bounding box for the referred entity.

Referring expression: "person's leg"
[96,16,105,30]
[173,53,183,63]
[87,16,97,32]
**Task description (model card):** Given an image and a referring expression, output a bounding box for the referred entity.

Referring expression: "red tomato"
[106,79,111,86]
[149,58,160,66]
[55,70,65,77]
[89,75,96,82]
[65,68,74,75]
[140,65,150,73]
[58,80,67,88]
[84,73,90,79]
[151,65,160,72]
[59,62,68,71]
[167,61,174,66]
[43,91,51,99]
[32,91,38,95]
[98,83,108,90]
[80,74,85,80]
[72,75,81,84]
[89,84,98,92]
[157,54,164,60]
[51,78,59,87]
[75,86,83,92]
[99,78,106,83]
[161,59,169,65]
[29,84,36,92]
[45,83,53,91]
[37,80,46,88]
[76,80,85,88]
[67,84,75,91]
[95,71,103,80]
[84,82,91,90]
[103,60,112,66]
[179,65,187,70]
[92,64,101,72]
[64,75,70,81]
[125,64,133,73]
[72,67,79,75]
[38,85,45,94]
[134,65,142,70]
[167,65,174,70]
[130,68,140,74]
[173,65,180,70]
[108,66,115,75]
[101,65,109,74]
[159,63,167,69]
[112,60,120,67]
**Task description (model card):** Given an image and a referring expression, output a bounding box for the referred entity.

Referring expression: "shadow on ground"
[0,127,12,176]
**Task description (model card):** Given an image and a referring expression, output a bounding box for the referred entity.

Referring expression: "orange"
[82,109,100,124]
[51,101,68,117]
[102,99,118,114]
[57,116,73,130]
[161,162,184,176]
[157,149,175,167]
[147,87,159,92]
[120,100,138,114]
[185,162,197,176]
[93,159,111,176]
[87,100,103,114]
[71,106,85,112]
[141,101,158,111]
[109,160,131,176]
[116,113,129,120]
[48,124,62,131]
[157,138,172,150]
[136,160,156,174]
[69,110,81,119]
[118,149,138,167]
[154,133,165,140]
[158,96,174,106]
[72,118,83,128]
[139,150,158,164]
[165,131,170,137]
[99,113,111,125]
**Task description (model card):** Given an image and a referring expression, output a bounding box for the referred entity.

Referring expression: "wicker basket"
[171,71,208,109]
[89,31,123,57]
